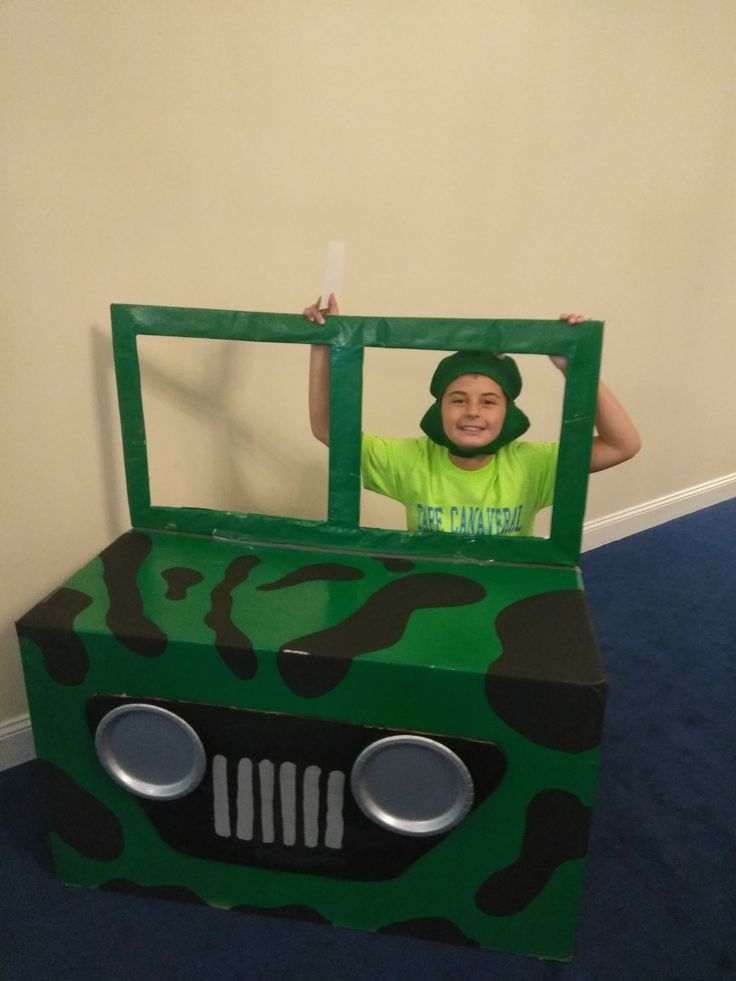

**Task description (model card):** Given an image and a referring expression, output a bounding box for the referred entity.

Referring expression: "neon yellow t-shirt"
[361,434,558,536]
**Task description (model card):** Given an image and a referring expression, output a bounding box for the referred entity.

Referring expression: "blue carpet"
[1,500,734,981]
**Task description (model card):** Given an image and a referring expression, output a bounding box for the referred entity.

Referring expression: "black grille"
[87,696,506,881]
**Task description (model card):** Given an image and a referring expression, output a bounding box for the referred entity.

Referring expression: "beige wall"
[2,1,735,725]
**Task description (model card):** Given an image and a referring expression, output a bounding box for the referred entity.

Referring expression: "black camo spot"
[373,558,416,574]
[162,567,205,600]
[204,555,260,679]
[378,917,480,947]
[475,789,591,916]
[278,573,486,697]
[101,881,206,905]
[39,760,124,861]
[100,532,167,657]
[233,904,331,925]
[16,588,92,685]
[486,590,606,753]
[257,563,364,591]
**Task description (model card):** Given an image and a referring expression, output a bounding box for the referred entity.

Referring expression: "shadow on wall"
[91,326,126,538]
[93,327,327,524]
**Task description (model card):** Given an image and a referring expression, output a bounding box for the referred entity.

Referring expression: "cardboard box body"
[17,528,606,959]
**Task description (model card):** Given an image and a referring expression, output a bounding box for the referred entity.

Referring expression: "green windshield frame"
[111,304,602,566]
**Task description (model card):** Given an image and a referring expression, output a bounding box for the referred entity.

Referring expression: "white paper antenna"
[320,241,345,309]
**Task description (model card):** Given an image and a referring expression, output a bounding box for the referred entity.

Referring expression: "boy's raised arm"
[555,314,641,473]
[588,381,642,473]
[304,293,338,446]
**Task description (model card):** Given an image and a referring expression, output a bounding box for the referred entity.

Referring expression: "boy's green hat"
[420,351,530,458]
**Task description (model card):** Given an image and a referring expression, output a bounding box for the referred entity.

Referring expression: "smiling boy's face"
[440,374,508,452]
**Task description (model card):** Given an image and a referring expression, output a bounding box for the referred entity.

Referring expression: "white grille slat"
[259,760,275,843]
[325,770,345,850]
[236,758,254,841]
[303,765,321,848]
[279,762,297,847]
[212,754,231,838]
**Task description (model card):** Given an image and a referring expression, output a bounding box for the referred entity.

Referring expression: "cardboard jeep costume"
[17,306,606,960]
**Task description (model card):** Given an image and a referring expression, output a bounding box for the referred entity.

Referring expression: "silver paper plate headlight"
[350,735,474,837]
[95,703,207,801]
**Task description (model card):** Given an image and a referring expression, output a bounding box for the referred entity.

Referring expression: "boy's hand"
[559,313,587,325]
[550,313,588,371]
[303,293,339,325]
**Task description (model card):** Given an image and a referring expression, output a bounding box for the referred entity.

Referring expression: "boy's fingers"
[304,293,338,324]
[303,300,325,324]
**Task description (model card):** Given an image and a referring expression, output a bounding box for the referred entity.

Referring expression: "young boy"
[305,295,641,537]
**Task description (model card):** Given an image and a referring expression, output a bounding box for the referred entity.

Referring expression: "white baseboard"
[583,472,736,551]
[1,474,733,772]
[0,714,35,771]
